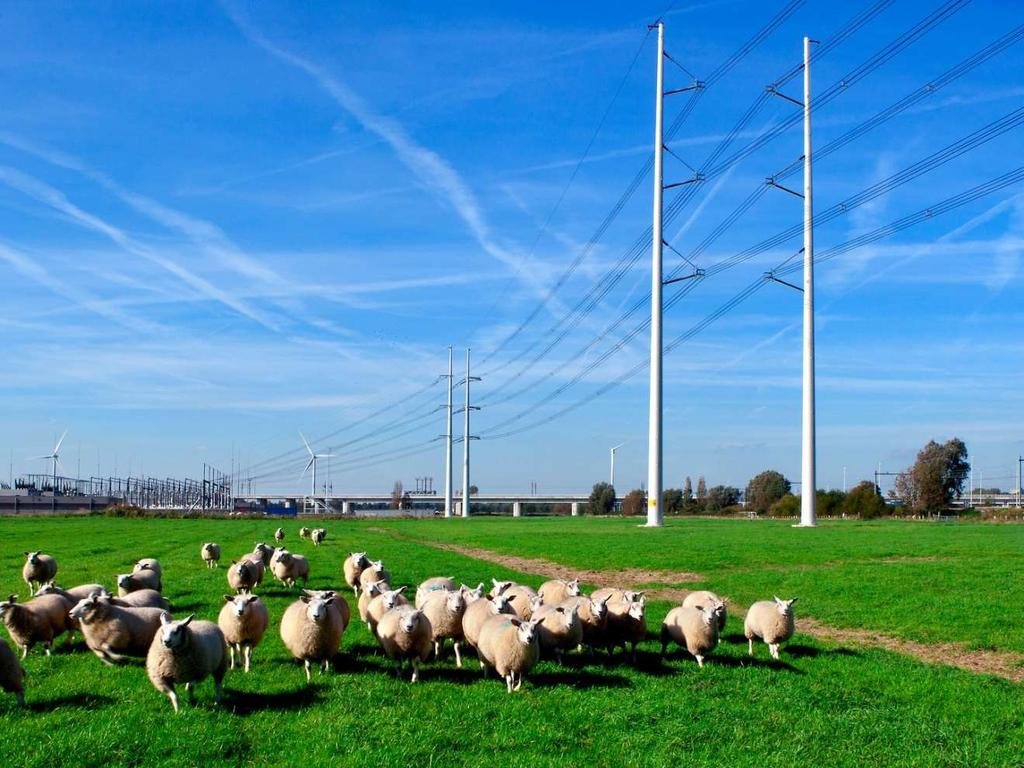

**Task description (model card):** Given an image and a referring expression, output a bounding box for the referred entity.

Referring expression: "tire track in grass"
[376,528,1024,684]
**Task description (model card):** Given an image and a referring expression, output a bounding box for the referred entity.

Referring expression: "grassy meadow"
[0,515,1021,768]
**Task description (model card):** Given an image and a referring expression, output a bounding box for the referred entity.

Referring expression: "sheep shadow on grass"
[28,693,116,712]
[530,668,632,690]
[228,685,322,716]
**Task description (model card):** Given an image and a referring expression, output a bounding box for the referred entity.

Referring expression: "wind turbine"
[30,430,67,492]
[610,442,626,488]
[299,433,334,501]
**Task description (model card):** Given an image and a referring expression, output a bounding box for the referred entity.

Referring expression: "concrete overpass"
[236,493,597,517]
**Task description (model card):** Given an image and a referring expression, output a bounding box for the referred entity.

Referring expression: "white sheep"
[477,614,542,693]
[0,637,25,706]
[343,552,371,595]
[661,604,719,667]
[503,585,539,620]
[744,597,798,660]
[530,599,582,662]
[420,588,467,666]
[201,543,221,569]
[302,590,351,632]
[367,587,410,637]
[311,528,327,547]
[117,568,162,596]
[227,560,262,594]
[299,526,312,540]
[415,576,456,609]
[70,594,164,665]
[462,593,515,651]
[488,579,515,597]
[217,594,269,673]
[605,594,646,661]
[146,613,228,713]
[133,558,163,579]
[280,595,344,681]
[538,578,580,605]
[358,561,391,591]
[559,595,609,654]
[358,580,387,626]
[274,527,285,543]
[104,588,169,610]
[591,587,643,604]
[251,543,275,567]
[0,594,73,657]
[22,552,58,596]
[270,549,310,589]
[36,582,104,604]
[682,590,727,632]
[376,605,432,682]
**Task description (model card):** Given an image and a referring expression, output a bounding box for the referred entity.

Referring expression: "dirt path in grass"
[374,528,1024,683]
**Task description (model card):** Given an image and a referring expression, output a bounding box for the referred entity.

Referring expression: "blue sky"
[1,0,1022,496]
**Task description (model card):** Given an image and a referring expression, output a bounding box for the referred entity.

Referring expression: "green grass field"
[1,516,1022,768]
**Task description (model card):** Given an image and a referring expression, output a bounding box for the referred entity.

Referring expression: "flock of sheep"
[0,527,799,711]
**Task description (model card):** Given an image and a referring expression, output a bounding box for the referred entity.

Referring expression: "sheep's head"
[694,605,716,628]
[370,559,384,572]
[364,580,386,599]
[116,574,133,589]
[773,596,798,615]
[382,587,407,610]
[350,552,369,568]
[300,596,331,623]
[235,562,254,583]
[491,579,513,596]
[566,579,581,597]
[0,595,17,618]
[517,617,541,645]
[71,595,107,623]
[158,613,194,650]
[492,594,515,615]
[203,543,217,554]
[275,549,292,566]
[24,551,41,566]
[36,583,58,596]
[590,596,610,620]
[627,599,645,621]
[445,589,466,613]
[528,595,544,615]
[400,609,422,634]
[461,583,485,602]
[225,594,259,617]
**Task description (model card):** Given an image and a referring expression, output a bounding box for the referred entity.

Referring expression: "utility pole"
[842,465,847,493]
[646,20,665,529]
[444,346,454,518]
[610,443,624,488]
[1017,455,1022,508]
[461,348,480,518]
[797,35,817,527]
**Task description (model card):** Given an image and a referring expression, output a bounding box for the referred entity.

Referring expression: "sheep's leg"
[555,649,564,665]
[228,645,237,670]
[453,641,462,668]
[244,645,252,673]
[393,660,402,678]
[214,678,223,705]
[304,660,312,682]
[20,645,27,660]
[770,643,779,661]
[322,658,331,675]
[747,638,754,656]
[505,674,514,693]
[695,654,704,669]
[185,681,195,702]
[167,688,180,714]
[15,691,25,707]
[43,642,52,657]
[433,641,441,660]
[411,659,420,683]
[660,641,668,658]
[101,645,131,664]
[514,673,523,691]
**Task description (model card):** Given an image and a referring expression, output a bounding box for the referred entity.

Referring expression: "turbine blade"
[300,456,314,480]
[299,431,314,457]
[54,430,68,455]
[28,455,51,461]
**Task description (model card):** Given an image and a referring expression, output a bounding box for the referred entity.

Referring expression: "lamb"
[559,595,609,654]
[488,579,515,597]
[201,543,221,569]
[343,552,371,595]
[274,527,285,543]
[744,596,798,660]
[311,528,327,547]
[538,578,580,606]
[279,595,344,681]
[22,552,58,596]
[462,593,515,651]
[133,558,163,579]
[477,614,542,693]
[358,580,387,626]
[0,594,73,657]
[661,604,719,667]
[251,543,275,567]
[366,587,410,637]
[218,594,269,672]
[420,588,467,666]
[146,613,228,713]
[37,582,105,604]
[605,594,646,661]
[530,599,581,662]
[69,594,164,665]
[415,576,456,609]
[117,569,162,596]
[376,605,432,682]
[503,585,539,620]
[591,587,643,604]
[0,637,25,706]
[682,590,727,632]
[270,549,310,589]
[302,590,351,631]
[227,560,262,594]
[358,560,390,591]
[299,526,312,540]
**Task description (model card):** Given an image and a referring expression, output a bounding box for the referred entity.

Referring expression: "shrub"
[768,494,800,517]
[817,489,846,517]
[843,481,889,519]
[663,488,684,515]
[620,489,646,516]
[705,485,740,513]
[588,482,616,515]
[746,470,791,514]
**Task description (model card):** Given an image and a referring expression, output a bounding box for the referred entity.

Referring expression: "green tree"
[695,475,707,510]
[469,485,479,496]
[769,494,800,517]
[682,476,693,502]
[588,482,616,515]
[817,489,846,517]
[389,481,403,510]
[745,470,791,514]
[842,480,889,519]
[705,485,740,513]
[620,489,646,516]
[663,488,684,515]
[897,438,970,515]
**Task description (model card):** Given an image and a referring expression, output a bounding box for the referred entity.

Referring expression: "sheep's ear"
[182,615,194,626]
[223,595,235,603]
[160,611,172,625]
[23,551,29,557]
[788,597,799,606]
[299,596,311,604]
[7,594,17,603]
[773,595,784,605]
[231,560,237,565]
[395,586,407,594]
